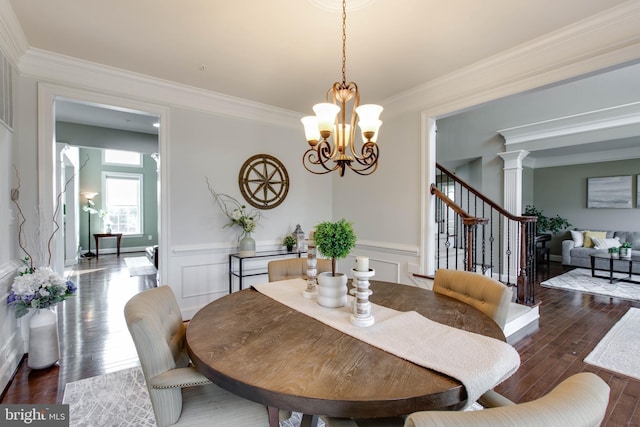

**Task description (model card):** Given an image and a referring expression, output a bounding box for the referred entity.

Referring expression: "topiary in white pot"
[314,218,356,308]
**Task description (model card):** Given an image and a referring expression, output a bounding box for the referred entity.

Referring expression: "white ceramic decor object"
[317,272,348,307]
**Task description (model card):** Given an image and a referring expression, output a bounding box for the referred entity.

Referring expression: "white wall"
[166,106,333,316]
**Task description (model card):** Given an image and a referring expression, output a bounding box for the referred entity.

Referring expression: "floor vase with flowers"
[28,307,60,369]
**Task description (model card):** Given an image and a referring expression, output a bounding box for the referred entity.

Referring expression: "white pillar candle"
[355,256,369,272]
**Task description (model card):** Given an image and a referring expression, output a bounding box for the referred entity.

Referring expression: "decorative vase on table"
[239,232,256,257]
[28,307,60,369]
[317,272,348,308]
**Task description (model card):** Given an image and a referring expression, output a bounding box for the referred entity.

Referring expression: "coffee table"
[590,253,640,284]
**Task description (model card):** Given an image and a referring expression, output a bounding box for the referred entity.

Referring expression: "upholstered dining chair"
[267,257,332,282]
[322,372,610,427]
[124,285,271,426]
[432,268,512,330]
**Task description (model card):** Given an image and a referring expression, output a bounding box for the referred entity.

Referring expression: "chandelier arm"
[352,141,379,168]
[302,141,340,175]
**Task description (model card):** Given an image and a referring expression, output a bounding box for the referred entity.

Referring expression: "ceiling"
[8,0,638,158]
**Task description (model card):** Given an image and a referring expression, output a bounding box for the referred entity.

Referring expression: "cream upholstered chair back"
[433,269,512,329]
[322,373,609,427]
[124,286,190,425]
[268,257,332,282]
[404,372,610,427]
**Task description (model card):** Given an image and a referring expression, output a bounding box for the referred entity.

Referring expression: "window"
[102,172,143,235]
[103,149,142,167]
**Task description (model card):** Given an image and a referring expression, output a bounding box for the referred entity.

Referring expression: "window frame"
[101,171,144,236]
[102,149,142,167]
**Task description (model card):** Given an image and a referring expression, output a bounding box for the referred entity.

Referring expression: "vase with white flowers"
[206,177,262,256]
[7,258,77,369]
[10,161,84,369]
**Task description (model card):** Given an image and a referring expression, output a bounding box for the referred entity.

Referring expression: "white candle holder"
[303,243,318,298]
[350,268,375,327]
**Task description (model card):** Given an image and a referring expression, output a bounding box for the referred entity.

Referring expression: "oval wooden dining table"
[186,280,505,427]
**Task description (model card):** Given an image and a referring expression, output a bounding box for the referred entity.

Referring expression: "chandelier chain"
[341,0,347,85]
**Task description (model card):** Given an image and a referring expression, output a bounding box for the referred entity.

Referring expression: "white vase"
[317,272,348,308]
[239,232,256,257]
[620,247,632,258]
[28,307,60,369]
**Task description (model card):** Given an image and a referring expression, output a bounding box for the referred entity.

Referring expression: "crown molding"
[383,1,640,119]
[18,48,302,129]
[0,0,28,67]
[526,145,640,169]
[499,102,640,149]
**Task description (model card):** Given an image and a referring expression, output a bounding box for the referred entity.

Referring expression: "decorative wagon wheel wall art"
[239,154,290,210]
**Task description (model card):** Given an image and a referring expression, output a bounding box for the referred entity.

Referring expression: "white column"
[497,150,529,282]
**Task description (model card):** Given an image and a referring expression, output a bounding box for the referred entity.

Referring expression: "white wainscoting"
[0,261,25,395]
[169,240,421,319]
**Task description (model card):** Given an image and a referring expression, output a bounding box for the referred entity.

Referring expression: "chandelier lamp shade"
[301,0,383,176]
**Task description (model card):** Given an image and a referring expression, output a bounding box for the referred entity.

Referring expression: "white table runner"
[253,279,520,408]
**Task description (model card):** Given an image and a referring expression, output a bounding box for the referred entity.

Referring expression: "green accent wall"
[78,147,158,253]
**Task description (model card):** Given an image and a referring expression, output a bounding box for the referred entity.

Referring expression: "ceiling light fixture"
[301,0,383,176]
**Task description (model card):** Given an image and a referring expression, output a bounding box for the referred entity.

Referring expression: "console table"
[93,233,123,258]
[228,250,305,293]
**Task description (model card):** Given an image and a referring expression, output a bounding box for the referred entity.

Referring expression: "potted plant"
[608,246,619,257]
[283,235,296,253]
[314,218,357,308]
[620,242,632,258]
[524,205,572,235]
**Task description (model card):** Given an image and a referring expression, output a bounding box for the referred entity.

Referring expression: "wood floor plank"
[1,259,638,426]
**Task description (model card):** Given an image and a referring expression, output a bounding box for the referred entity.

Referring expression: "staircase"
[431,163,540,339]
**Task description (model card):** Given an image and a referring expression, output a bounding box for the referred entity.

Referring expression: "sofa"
[562,229,640,274]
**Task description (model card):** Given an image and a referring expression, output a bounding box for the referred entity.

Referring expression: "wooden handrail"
[430,184,489,226]
[433,162,539,305]
[436,162,536,223]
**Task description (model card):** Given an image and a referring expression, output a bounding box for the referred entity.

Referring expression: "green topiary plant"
[524,205,572,235]
[283,235,296,251]
[314,218,357,276]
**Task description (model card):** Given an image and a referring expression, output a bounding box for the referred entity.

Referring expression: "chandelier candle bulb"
[355,256,369,272]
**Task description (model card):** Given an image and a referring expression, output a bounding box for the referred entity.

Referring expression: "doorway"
[38,84,168,279]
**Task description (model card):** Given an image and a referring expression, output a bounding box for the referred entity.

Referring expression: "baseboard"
[0,347,25,403]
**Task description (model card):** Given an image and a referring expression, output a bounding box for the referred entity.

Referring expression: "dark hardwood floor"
[1,253,156,405]
[1,257,638,426]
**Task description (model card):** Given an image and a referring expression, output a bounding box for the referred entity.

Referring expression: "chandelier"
[301,0,383,176]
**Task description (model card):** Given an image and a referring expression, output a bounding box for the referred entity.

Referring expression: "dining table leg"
[301,414,319,427]
[268,407,280,427]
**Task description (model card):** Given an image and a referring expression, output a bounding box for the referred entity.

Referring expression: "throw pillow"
[592,237,620,250]
[570,230,584,247]
[583,231,607,248]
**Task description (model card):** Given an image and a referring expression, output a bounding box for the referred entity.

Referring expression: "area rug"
[584,308,640,380]
[541,268,640,302]
[62,367,155,426]
[124,256,157,277]
[62,366,319,427]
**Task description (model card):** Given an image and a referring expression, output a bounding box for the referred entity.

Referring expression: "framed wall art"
[587,175,632,208]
